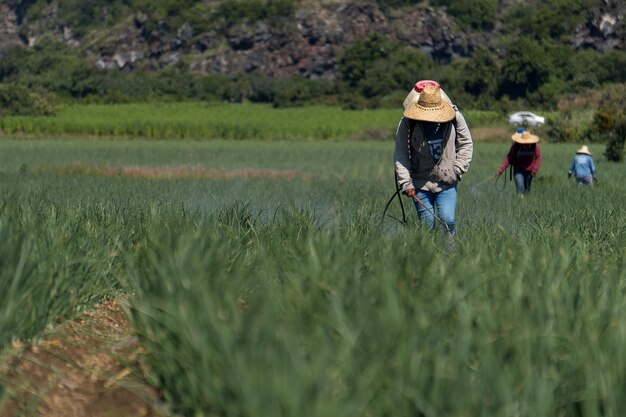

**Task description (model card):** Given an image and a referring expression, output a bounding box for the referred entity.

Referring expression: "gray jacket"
[394,109,473,193]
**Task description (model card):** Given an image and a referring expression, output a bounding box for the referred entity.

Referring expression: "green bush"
[18,0,143,37]
[272,77,337,108]
[0,84,55,116]
[529,76,569,108]
[56,0,132,36]
[546,110,585,143]
[458,48,499,100]
[362,48,433,98]
[191,73,233,101]
[429,0,497,31]
[499,37,551,100]
[371,0,421,9]
[130,0,198,18]
[562,49,604,92]
[337,34,434,100]
[214,0,296,27]
[598,51,626,85]
[591,84,626,161]
[448,0,497,31]
[502,0,602,41]
[337,34,399,89]
[0,37,102,98]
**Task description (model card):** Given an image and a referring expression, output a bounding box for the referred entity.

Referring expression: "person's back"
[571,154,594,177]
[568,146,596,186]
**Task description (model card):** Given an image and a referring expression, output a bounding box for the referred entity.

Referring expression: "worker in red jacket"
[496,129,542,195]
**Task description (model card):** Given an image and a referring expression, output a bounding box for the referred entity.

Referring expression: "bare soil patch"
[0,300,163,417]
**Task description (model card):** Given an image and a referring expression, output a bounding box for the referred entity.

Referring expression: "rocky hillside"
[0,0,624,80]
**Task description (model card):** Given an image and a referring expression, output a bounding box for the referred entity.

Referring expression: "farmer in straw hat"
[394,82,473,235]
[496,128,542,195]
[568,145,597,186]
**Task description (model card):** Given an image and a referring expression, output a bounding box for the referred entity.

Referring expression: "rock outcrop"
[0,4,21,49]
[573,0,625,51]
[1,0,624,78]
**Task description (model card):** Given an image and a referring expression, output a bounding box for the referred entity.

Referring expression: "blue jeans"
[514,168,533,193]
[414,187,457,234]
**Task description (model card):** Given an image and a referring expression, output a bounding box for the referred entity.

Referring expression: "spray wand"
[410,194,451,234]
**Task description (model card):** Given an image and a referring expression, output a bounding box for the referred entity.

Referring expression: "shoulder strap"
[452,106,459,130]
[408,119,417,138]
[407,119,417,161]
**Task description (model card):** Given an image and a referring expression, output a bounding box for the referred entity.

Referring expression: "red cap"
[414,80,440,92]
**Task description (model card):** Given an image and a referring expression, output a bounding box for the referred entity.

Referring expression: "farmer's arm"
[394,117,414,191]
[453,111,473,179]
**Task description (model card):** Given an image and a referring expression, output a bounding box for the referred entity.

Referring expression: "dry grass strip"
[32,164,310,180]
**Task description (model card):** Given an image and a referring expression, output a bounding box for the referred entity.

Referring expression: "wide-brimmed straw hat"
[576,145,592,155]
[511,128,540,144]
[403,84,455,122]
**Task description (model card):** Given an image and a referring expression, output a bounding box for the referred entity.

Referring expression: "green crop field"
[0,102,520,140]
[0,136,624,417]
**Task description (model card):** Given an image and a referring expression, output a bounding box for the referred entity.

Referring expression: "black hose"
[380,172,407,226]
[493,166,513,193]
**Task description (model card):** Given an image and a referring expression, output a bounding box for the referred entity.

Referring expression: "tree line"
[1,0,624,159]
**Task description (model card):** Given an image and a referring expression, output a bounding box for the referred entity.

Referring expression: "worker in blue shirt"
[568,145,597,186]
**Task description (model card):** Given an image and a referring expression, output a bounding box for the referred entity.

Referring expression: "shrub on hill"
[337,33,433,100]
[447,0,497,31]
[457,48,500,103]
[214,0,296,27]
[546,111,586,143]
[0,84,55,116]
[22,0,133,36]
[498,37,551,100]
[0,37,101,98]
[502,0,602,41]
[591,84,626,162]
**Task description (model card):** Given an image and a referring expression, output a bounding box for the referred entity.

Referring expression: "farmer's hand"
[404,188,416,198]
[531,171,537,177]
[567,172,572,179]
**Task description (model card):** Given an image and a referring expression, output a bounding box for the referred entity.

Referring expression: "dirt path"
[0,300,165,417]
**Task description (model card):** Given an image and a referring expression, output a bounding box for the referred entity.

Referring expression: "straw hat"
[576,145,592,155]
[511,128,540,144]
[403,84,455,122]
